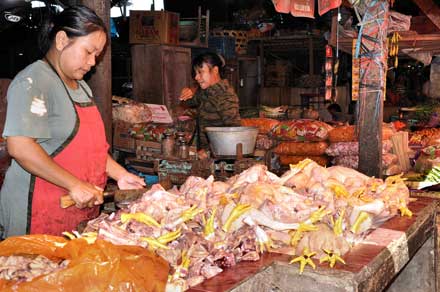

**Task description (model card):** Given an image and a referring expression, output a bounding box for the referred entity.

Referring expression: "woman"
[0,5,145,238]
[179,52,241,149]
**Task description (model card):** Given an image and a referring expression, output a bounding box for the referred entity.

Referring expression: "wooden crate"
[113,121,136,152]
[136,140,162,160]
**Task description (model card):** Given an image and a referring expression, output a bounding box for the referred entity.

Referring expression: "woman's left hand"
[117,172,146,190]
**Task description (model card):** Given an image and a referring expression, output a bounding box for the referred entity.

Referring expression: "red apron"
[29,102,109,235]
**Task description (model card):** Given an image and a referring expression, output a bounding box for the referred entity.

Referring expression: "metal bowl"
[205,126,258,156]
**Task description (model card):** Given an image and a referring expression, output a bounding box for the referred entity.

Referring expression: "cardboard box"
[129,11,179,45]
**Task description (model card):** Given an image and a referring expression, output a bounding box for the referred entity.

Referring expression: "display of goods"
[409,128,440,147]
[130,124,185,143]
[325,140,393,156]
[0,235,168,291]
[241,118,280,134]
[256,134,276,150]
[274,141,328,156]
[112,102,153,124]
[279,155,329,166]
[81,159,411,290]
[328,125,356,142]
[271,119,333,142]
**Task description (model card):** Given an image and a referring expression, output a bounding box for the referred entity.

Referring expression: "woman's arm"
[7,136,103,208]
[106,154,146,189]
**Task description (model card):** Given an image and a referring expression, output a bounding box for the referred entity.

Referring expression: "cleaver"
[60,188,149,209]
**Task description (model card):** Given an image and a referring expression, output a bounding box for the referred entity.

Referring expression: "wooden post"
[79,0,112,145]
[357,1,389,177]
[308,36,314,75]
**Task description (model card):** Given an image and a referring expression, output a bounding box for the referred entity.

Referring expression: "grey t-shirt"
[0,60,93,237]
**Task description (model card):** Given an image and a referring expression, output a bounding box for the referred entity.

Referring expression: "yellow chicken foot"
[330,184,350,199]
[290,248,316,274]
[62,231,76,240]
[319,249,346,268]
[140,236,170,250]
[333,208,345,236]
[204,207,217,239]
[350,211,370,234]
[289,223,318,247]
[120,212,161,228]
[222,203,252,232]
[385,173,405,185]
[166,205,204,230]
[399,206,413,217]
[157,228,181,245]
[169,250,191,282]
[306,206,332,224]
[62,231,97,244]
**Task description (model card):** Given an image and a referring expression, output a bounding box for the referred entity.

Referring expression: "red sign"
[318,0,342,16]
[291,0,315,19]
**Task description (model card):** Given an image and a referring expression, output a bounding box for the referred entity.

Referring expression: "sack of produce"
[271,119,333,142]
[333,153,398,169]
[332,155,358,168]
[279,155,329,166]
[241,118,280,134]
[274,141,328,156]
[325,140,393,156]
[0,235,168,291]
[328,125,356,142]
[112,102,153,124]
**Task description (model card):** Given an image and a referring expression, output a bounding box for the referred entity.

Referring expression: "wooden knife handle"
[60,195,77,209]
[59,193,105,209]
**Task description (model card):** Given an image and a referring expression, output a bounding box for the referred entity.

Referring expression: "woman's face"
[58,30,107,81]
[194,63,220,89]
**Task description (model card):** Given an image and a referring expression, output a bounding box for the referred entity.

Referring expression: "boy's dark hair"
[327,103,342,113]
[38,5,107,55]
[192,52,225,78]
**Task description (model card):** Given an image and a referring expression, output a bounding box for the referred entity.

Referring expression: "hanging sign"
[325,45,333,100]
[290,0,315,18]
[318,0,342,16]
[352,39,360,101]
[272,0,291,13]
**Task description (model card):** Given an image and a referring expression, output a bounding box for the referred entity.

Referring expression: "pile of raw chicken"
[84,159,411,291]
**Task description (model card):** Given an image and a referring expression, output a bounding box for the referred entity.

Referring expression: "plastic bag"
[0,235,169,292]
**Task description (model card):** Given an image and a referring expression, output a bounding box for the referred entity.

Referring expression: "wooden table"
[189,197,437,292]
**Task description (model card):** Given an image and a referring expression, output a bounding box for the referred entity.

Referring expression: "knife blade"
[60,188,149,209]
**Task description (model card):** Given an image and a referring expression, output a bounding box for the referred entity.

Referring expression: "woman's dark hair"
[38,5,107,55]
[192,52,225,78]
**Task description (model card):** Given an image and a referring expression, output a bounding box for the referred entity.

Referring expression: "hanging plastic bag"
[0,235,169,292]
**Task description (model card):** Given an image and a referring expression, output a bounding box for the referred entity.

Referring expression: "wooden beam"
[79,0,112,145]
[413,0,440,31]
[410,16,440,34]
[357,0,389,178]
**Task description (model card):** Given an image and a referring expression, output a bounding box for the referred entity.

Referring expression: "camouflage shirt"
[186,79,241,148]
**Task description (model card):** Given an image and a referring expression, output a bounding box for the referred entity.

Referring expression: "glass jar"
[161,132,175,157]
[178,138,189,159]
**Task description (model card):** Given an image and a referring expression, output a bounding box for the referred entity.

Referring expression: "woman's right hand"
[68,182,104,209]
[179,87,195,101]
